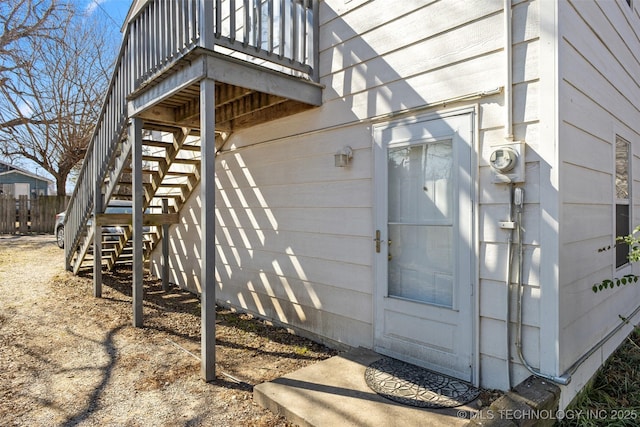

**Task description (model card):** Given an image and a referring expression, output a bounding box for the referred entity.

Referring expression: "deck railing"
[130,0,319,84]
[65,0,319,268]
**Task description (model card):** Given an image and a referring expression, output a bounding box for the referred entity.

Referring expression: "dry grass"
[559,329,640,426]
[0,235,337,427]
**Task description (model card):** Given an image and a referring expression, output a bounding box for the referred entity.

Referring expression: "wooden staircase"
[67,127,206,273]
[64,0,321,277]
[62,0,322,383]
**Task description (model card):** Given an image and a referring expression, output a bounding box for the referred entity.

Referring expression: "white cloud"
[17,101,33,118]
[84,0,108,16]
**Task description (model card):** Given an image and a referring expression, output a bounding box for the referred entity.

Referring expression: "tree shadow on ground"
[78,269,337,361]
[60,325,124,427]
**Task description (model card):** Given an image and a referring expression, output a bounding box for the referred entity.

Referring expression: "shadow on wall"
[152,0,510,346]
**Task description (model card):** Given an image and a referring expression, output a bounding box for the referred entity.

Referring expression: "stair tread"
[142,139,200,151]
[159,183,189,187]
[122,167,156,174]
[164,171,195,176]
[142,154,199,163]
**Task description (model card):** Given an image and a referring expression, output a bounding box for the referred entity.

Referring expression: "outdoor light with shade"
[334,146,353,167]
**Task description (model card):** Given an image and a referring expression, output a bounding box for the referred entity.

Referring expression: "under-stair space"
[65,0,321,277]
[68,126,203,274]
[63,0,322,381]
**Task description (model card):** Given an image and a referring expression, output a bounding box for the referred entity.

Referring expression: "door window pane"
[388,142,452,224]
[388,224,453,306]
[388,140,454,307]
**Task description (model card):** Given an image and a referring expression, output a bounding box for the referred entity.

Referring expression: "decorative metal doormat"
[364,358,480,408]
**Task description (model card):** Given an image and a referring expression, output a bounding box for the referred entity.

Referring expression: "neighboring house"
[0,161,52,196]
[63,0,640,410]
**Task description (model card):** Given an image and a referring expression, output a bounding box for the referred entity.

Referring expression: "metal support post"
[162,198,170,292]
[131,118,144,327]
[200,77,216,381]
[93,191,102,298]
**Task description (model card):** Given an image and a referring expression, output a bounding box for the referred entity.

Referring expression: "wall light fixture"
[334,146,353,167]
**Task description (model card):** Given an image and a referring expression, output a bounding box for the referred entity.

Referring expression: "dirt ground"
[0,234,337,426]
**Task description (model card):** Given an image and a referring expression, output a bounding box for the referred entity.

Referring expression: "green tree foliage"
[594,226,640,293]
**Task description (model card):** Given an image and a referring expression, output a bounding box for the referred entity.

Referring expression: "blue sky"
[2,1,134,188]
[79,0,132,28]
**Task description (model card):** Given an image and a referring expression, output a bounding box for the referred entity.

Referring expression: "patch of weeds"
[293,346,309,356]
[219,311,260,333]
[559,328,640,426]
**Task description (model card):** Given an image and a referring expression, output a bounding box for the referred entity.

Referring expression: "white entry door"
[373,111,475,382]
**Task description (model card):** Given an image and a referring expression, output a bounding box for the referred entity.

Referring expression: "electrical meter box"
[489,141,525,183]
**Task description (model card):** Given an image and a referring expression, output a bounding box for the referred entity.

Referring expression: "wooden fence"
[0,195,69,234]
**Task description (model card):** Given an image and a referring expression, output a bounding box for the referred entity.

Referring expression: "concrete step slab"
[254,348,479,427]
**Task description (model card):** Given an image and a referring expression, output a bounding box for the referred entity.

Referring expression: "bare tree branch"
[0,1,119,195]
[0,0,67,73]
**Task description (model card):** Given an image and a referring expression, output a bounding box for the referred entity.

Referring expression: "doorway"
[373,111,475,381]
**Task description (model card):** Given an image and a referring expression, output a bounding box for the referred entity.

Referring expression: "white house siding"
[557,0,640,407]
[477,0,544,390]
[152,123,376,348]
[150,0,548,388]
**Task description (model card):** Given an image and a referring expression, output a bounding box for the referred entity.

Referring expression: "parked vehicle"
[55,212,65,248]
[54,200,147,249]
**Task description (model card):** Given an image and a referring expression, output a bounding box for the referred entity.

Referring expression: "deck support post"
[199,0,214,50]
[132,117,144,328]
[200,77,216,381]
[93,190,102,298]
[162,198,170,292]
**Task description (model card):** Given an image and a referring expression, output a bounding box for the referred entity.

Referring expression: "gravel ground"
[0,234,337,426]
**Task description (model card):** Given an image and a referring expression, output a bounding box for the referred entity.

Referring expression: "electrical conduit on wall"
[502,0,571,386]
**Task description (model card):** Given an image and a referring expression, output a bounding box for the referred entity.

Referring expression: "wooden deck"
[131,51,322,134]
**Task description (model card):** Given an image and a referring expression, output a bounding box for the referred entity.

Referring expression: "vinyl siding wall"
[557,0,640,407]
[150,0,545,387]
[477,0,545,390]
[0,172,50,196]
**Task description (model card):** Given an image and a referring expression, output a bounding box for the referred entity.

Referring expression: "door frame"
[372,106,479,384]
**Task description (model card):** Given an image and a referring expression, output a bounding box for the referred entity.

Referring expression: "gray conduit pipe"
[514,188,571,385]
[561,303,640,380]
[514,190,640,386]
[505,185,515,389]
